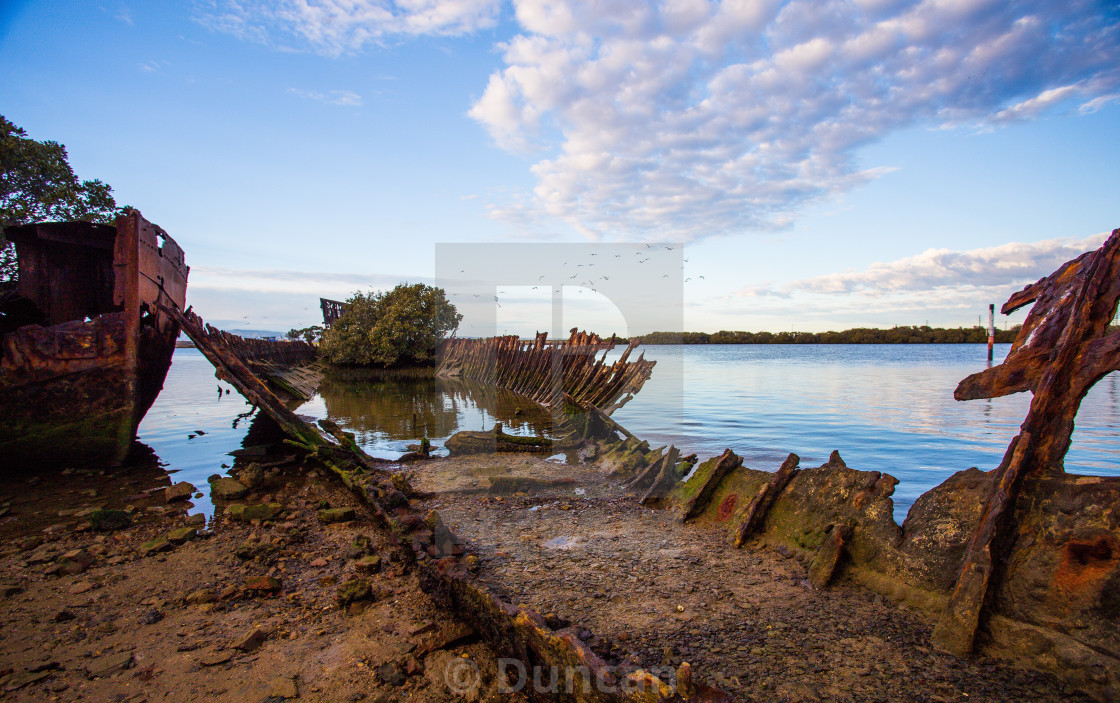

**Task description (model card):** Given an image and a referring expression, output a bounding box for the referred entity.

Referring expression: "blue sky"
[2,0,1118,336]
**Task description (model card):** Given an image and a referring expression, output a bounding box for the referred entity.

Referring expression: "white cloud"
[732,232,1109,301]
[288,88,364,107]
[470,0,1120,241]
[189,266,420,297]
[195,0,501,55]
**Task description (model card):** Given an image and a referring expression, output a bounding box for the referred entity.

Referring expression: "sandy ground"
[0,445,1095,703]
[0,456,522,703]
[407,451,1092,703]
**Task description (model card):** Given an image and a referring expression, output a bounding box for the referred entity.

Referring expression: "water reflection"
[296,375,554,458]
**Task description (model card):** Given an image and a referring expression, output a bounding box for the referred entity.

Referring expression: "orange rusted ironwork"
[0,211,188,467]
[933,227,1120,655]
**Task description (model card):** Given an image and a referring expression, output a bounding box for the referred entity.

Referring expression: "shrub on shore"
[320,283,461,368]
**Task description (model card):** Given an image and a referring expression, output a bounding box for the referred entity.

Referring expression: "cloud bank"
[199,0,1120,242]
[730,233,1109,319]
[469,0,1120,241]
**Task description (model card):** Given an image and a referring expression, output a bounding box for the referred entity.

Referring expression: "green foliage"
[286,325,324,344]
[1,115,126,282]
[320,283,462,368]
[641,325,1022,345]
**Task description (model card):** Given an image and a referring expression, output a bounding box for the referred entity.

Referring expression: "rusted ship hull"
[0,211,188,468]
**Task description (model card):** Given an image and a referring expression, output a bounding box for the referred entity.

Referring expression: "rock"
[85,651,134,678]
[199,651,232,667]
[310,557,329,568]
[186,513,206,526]
[244,575,282,594]
[229,503,284,522]
[57,549,93,575]
[138,537,172,556]
[336,578,372,607]
[0,583,23,598]
[68,580,95,595]
[234,627,271,652]
[345,534,372,559]
[3,669,52,691]
[354,556,381,574]
[138,609,164,625]
[164,481,196,503]
[185,589,217,605]
[89,509,132,532]
[267,675,299,699]
[375,661,405,686]
[167,527,197,545]
[318,507,356,524]
[209,477,249,500]
[237,463,265,489]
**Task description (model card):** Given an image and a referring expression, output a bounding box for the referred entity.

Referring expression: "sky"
[2,0,1118,337]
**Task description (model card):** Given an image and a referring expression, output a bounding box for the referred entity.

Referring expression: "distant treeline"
[639,325,1023,345]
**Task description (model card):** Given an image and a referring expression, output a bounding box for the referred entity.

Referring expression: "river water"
[137,345,1120,522]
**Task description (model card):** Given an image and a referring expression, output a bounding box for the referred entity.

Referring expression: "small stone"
[138,537,172,556]
[234,627,271,652]
[164,481,196,503]
[52,610,76,622]
[68,580,95,595]
[185,589,217,605]
[375,661,405,687]
[209,477,249,500]
[318,507,356,524]
[354,556,381,574]
[238,463,265,489]
[336,578,372,607]
[89,509,132,532]
[57,549,93,575]
[310,557,329,568]
[199,651,232,667]
[85,651,134,678]
[185,513,206,526]
[167,527,197,545]
[0,584,23,598]
[244,575,282,594]
[139,609,164,625]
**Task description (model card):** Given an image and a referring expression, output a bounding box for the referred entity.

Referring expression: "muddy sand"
[0,448,1091,702]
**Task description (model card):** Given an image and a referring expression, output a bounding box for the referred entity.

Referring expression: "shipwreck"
[0,210,188,468]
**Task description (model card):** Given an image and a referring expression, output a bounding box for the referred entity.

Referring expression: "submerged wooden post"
[933,227,1120,656]
[987,303,995,361]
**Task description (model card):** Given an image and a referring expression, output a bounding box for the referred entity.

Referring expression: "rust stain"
[1051,534,1119,595]
[717,493,738,521]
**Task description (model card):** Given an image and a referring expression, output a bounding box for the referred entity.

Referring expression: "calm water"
[139,345,1120,522]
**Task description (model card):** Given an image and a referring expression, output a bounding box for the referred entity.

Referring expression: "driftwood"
[438,329,655,413]
[933,227,1120,656]
[731,453,800,548]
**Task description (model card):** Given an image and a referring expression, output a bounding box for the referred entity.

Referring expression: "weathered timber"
[0,211,188,467]
[444,422,556,456]
[808,523,852,589]
[678,449,743,523]
[437,328,655,413]
[730,452,801,548]
[933,227,1120,657]
[637,445,682,506]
